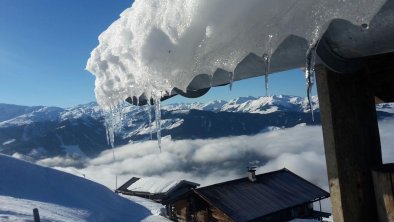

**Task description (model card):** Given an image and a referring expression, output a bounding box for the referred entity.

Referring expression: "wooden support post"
[315,65,382,222]
[33,208,41,222]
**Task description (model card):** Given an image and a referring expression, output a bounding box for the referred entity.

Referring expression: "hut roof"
[194,168,329,222]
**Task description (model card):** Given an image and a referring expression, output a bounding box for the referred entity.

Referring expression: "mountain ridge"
[0,95,392,160]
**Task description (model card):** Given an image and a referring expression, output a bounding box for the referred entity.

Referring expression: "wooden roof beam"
[366,52,394,103]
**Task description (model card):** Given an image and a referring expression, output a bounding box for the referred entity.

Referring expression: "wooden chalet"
[163,168,330,222]
[115,177,199,203]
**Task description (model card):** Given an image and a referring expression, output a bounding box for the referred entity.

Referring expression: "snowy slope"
[0,154,169,222]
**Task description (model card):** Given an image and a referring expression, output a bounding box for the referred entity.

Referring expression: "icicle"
[111,142,115,160]
[262,53,270,96]
[305,44,317,122]
[136,97,140,106]
[229,72,234,91]
[103,103,127,161]
[104,107,116,161]
[154,94,162,151]
[146,102,153,140]
[262,34,274,96]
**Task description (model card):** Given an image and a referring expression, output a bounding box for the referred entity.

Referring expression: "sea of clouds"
[35,117,394,212]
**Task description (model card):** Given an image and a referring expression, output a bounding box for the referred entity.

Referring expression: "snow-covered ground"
[0,154,169,222]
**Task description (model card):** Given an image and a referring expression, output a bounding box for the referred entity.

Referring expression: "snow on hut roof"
[86,0,392,108]
[127,177,186,194]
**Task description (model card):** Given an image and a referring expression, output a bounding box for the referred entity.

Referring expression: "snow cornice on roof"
[87,0,393,109]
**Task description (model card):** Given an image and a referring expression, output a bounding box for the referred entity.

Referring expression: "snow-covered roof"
[86,0,393,108]
[127,177,189,194]
[127,178,180,193]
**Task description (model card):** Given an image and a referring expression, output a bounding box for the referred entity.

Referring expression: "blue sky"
[0,0,313,108]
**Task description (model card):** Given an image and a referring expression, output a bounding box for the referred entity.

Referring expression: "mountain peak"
[229,96,257,104]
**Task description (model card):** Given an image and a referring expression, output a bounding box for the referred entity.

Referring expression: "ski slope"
[0,154,169,222]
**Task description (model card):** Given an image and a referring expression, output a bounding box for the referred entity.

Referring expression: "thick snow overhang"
[86,0,394,108]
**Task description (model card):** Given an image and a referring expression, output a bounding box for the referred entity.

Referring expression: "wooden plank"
[372,165,394,222]
[174,199,188,222]
[315,64,382,222]
[211,207,232,222]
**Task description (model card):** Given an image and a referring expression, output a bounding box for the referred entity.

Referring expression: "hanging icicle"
[262,34,274,96]
[136,96,140,106]
[262,53,270,96]
[154,94,162,151]
[104,106,117,161]
[104,119,116,161]
[147,102,153,140]
[305,44,318,122]
[229,72,235,91]
[102,102,128,161]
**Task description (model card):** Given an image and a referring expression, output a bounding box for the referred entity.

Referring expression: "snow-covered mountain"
[162,95,318,113]
[0,103,109,159]
[0,95,392,160]
[0,103,44,122]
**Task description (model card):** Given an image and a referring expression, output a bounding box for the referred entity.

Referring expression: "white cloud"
[41,124,326,189]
